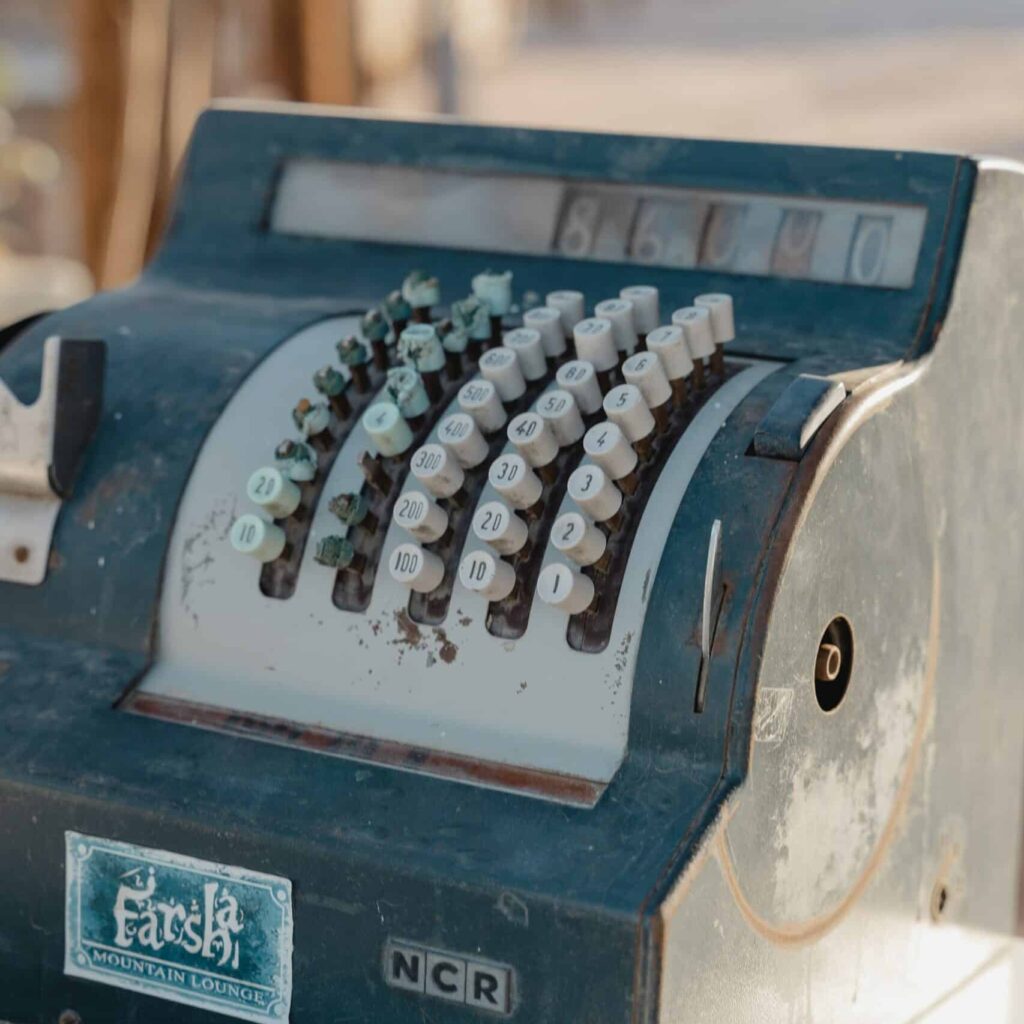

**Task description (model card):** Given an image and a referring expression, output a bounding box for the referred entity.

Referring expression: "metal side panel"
[654,160,1024,1023]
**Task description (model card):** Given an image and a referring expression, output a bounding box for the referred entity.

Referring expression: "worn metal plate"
[64,832,293,1022]
[656,160,1024,1024]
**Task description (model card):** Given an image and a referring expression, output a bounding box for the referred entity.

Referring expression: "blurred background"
[1,0,1023,324]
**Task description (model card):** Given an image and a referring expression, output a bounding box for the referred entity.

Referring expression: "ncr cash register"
[0,103,1021,1023]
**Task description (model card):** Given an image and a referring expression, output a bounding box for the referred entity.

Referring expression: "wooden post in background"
[70,0,362,289]
[299,0,360,106]
[70,0,125,287]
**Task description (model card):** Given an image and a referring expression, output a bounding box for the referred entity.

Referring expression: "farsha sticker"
[64,832,293,1022]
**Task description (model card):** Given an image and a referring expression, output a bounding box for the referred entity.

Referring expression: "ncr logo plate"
[384,939,514,1016]
[64,831,293,1022]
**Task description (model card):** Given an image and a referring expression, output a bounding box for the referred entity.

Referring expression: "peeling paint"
[495,892,529,928]
[614,632,633,675]
[770,664,922,921]
[74,461,164,526]
[753,688,795,745]
[179,496,237,627]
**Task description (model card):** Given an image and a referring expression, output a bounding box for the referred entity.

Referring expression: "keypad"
[230,269,738,650]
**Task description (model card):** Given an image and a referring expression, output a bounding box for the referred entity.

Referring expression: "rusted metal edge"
[123,691,604,807]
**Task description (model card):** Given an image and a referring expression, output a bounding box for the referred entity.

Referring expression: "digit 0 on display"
[847,215,892,285]
[771,209,822,277]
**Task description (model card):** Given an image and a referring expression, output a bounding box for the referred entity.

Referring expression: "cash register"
[0,102,1021,1023]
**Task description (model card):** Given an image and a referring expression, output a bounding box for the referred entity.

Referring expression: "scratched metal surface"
[0,107,984,1021]
[657,161,1024,1023]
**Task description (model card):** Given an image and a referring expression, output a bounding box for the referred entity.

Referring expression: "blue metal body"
[0,107,974,1021]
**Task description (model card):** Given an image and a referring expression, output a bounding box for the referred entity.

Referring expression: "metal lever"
[752,374,847,460]
[694,518,724,712]
[0,334,105,585]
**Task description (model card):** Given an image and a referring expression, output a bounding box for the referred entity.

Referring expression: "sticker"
[64,832,292,1022]
[383,939,514,1016]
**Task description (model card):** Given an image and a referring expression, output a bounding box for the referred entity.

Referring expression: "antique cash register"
[0,103,1021,1023]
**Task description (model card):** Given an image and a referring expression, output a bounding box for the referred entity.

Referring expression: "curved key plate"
[138,315,777,801]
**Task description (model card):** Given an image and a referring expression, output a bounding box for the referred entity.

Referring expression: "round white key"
[246,467,301,519]
[507,412,558,468]
[398,323,445,372]
[523,306,567,357]
[389,542,445,593]
[472,269,513,316]
[410,443,464,498]
[459,549,516,601]
[472,500,529,555]
[488,453,542,509]
[695,293,735,343]
[394,489,448,542]
[572,317,617,372]
[583,421,637,480]
[551,511,607,566]
[603,384,655,443]
[556,359,603,415]
[646,324,694,381]
[438,412,488,468]
[594,298,638,355]
[537,562,595,614]
[479,346,527,402]
[536,388,584,446]
[546,289,585,334]
[362,402,413,457]
[568,464,622,522]
[504,327,547,381]
[622,351,672,408]
[647,323,696,380]
[230,514,286,562]
[458,379,506,433]
[673,306,716,360]
[619,285,660,334]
